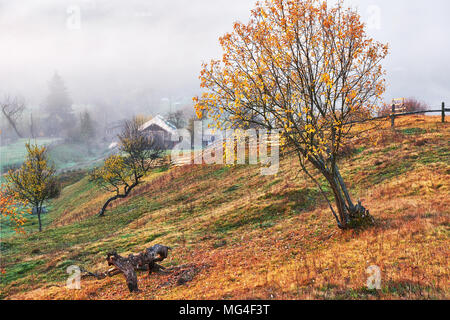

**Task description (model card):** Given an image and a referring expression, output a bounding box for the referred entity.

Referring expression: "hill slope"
[1,116,449,300]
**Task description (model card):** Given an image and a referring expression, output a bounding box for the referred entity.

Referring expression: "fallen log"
[104,244,172,292]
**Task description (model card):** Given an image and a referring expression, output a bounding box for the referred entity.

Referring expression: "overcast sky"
[1,0,449,117]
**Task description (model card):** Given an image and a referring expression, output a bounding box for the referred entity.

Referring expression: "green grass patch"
[264,178,282,190]
[145,232,169,244]
[262,188,319,211]
[354,146,366,155]
[211,198,304,235]
[417,146,450,165]
[211,166,230,177]
[401,128,427,136]
[223,184,241,193]
[0,260,46,285]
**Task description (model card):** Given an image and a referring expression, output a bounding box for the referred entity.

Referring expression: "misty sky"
[1,0,449,118]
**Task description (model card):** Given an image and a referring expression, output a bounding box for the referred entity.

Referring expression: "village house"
[107,115,220,151]
[139,115,179,149]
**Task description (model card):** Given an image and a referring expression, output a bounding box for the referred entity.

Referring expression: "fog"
[1,0,449,120]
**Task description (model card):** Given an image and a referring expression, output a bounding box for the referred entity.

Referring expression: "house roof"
[139,115,178,135]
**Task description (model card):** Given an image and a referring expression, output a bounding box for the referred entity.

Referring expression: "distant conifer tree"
[44,72,76,136]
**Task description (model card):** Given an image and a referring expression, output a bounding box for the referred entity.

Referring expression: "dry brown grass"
[3,116,449,300]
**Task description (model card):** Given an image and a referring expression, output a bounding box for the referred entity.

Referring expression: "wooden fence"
[388,102,448,128]
[171,101,448,166]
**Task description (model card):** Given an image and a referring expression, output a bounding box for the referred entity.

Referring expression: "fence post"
[442,102,445,123]
[391,104,395,128]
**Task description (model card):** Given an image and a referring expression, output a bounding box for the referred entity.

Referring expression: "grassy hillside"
[1,116,448,300]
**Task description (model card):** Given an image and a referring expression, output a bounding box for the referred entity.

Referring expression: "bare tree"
[378,97,428,117]
[91,117,164,217]
[404,97,428,113]
[166,110,186,129]
[1,95,26,138]
[29,112,36,139]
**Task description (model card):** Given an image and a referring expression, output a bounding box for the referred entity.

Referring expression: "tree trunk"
[107,253,139,292]
[105,245,172,292]
[37,206,42,232]
[323,166,374,229]
[2,109,23,138]
[98,182,139,217]
[98,195,122,217]
[30,113,36,139]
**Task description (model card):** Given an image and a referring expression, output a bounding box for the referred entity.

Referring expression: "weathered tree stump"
[104,244,172,292]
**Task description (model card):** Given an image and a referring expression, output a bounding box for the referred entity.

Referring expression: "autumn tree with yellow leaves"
[5,143,60,232]
[91,118,164,217]
[194,0,389,229]
[0,186,31,234]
